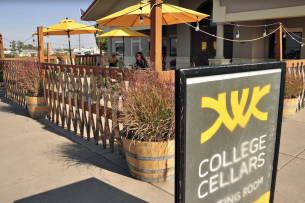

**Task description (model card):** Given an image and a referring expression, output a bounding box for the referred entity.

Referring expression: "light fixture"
[283,32,286,38]
[96,29,99,38]
[47,28,49,38]
[195,16,199,31]
[33,38,35,45]
[139,7,143,24]
[236,25,239,38]
[301,42,304,47]
[263,25,267,37]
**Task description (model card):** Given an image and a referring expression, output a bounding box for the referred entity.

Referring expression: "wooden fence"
[1,60,129,153]
[286,60,305,111]
[75,55,99,66]
[2,55,99,66]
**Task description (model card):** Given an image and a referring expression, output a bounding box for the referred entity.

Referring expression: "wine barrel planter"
[123,138,175,183]
[282,98,299,121]
[25,97,48,119]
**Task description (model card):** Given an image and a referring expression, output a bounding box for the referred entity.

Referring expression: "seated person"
[134,52,149,70]
[96,53,105,67]
[103,52,109,63]
[109,53,117,67]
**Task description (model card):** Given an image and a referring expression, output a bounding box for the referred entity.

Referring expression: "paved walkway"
[0,88,304,202]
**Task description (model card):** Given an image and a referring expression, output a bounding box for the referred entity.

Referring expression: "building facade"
[82,0,305,67]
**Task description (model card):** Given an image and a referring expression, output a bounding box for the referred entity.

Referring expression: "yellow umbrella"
[96,1,209,27]
[99,27,148,61]
[32,18,102,64]
[32,18,103,36]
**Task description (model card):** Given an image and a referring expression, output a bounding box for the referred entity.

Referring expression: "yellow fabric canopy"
[96,1,209,27]
[32,19,102,36]
[99,27,148,61]
[99,27,148,38]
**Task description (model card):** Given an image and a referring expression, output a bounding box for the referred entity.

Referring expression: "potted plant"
[18,60,47,119]
[282,72,303,121]
[118,70,175,183]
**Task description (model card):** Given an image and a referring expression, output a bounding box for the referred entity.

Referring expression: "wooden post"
[276,23,282,61]
[150,0,162,71]
[99,41,103,55]
[37,27,45,86]
[47,43,50,63]
[0,33,4,60]
[37,27,44,63]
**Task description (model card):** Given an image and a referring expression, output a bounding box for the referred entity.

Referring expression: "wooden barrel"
[123,138,175,183]
[282,98,298,121]
[25,97,48,119]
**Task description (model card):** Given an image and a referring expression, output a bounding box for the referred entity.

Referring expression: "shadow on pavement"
[41,140,131,179]
[0,95,131,179]
[14,178,148,203]
[0,96,29,118]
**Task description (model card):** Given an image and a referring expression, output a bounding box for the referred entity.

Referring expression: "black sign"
[175,62,286,203]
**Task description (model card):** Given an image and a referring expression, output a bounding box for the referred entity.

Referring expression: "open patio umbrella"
[32,18,102,64]
[96,1,209,27]
[99,27,148,62]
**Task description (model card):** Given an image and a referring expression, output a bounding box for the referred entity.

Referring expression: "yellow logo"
[201,84,270,144]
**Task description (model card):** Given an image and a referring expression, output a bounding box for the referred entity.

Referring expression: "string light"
[282,26,305,47]
[263,25,267,37]
[32,35,35,45]
[95,29,99,38]
[195,16,199,31]
[236,25,240,39]
[47,28,49,38]
[161,6,281,42]
[283,32,286,38]
[139,7,144,25]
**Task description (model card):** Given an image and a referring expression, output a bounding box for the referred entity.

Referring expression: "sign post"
[175,62,286,203]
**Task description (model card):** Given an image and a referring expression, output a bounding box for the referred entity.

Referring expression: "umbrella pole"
[68,30,72,65]
[123,36,125,62]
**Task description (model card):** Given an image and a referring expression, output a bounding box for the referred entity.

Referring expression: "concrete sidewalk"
[274,105,305,203]
[0,91,174,203]
[0,88,304,202]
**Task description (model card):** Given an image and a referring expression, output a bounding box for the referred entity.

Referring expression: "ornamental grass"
[284,72,303,99]
[118,70,175,142]
[17,60,44,97]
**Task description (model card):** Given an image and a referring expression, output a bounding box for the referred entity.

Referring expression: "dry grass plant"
[118,70,175,142]
[17,60,44,97]
[284,72,303,99]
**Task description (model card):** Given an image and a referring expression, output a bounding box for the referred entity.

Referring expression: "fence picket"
[80,68,88,138]
[95,70,103,145]
[74,68,81,134]
[68,68,74,131]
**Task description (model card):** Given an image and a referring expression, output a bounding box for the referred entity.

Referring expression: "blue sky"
[0,0,97,49]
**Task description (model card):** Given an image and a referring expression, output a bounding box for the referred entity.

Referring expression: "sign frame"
[175,62,286,203]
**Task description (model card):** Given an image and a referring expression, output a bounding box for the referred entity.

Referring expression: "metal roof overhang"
[81,0,119,21]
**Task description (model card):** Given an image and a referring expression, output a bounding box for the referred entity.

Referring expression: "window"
[170,38,177,56]
[131,38,141,56]
[162,39,167,56]
[115,42,124,55]
[269,32,302,59]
